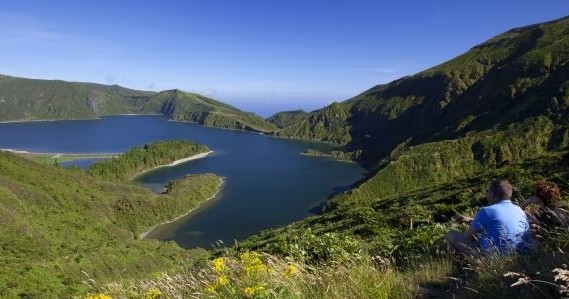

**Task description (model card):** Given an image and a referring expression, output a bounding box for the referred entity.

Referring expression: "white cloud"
[0,13,62,46]
[0,12,119,52]
[105,74,117,84]
[368,63,414,74]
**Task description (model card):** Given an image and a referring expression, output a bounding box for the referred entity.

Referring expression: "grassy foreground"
[88,229,569,299]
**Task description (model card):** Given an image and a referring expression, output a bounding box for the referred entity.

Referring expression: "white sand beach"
[139,177,225,239]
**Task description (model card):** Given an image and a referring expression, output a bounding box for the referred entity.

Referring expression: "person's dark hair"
[534,180,561,207]
[489,180,513,199]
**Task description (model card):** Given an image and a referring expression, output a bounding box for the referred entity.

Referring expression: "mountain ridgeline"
[272,16,569,163]
[0,75,274,133]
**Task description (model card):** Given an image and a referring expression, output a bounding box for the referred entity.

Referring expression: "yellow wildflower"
[204,283,217,294]
[217,274,229,286]
[243,287,255,297]
[212,257,226,273]
[83,294,112,299]
[243,285,265,298]
[239,251,268,276]
[283,264,298,277]
[145,287,162,299]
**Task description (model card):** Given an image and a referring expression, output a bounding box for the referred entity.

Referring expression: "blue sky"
[0,1,567,116]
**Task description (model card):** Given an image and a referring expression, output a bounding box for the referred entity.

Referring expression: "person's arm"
[521,195,540,209]
[456,215,474,224]
[466,209,486,240]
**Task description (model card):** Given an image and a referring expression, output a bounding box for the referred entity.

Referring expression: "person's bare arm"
[456,215,474,224]
[521,195,540,209]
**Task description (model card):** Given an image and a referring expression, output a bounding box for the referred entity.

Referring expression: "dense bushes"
[88,139,209,181]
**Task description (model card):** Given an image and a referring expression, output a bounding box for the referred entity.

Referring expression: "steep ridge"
[274,16,569,162]
[0,75,274,133]
[142,89,275,133]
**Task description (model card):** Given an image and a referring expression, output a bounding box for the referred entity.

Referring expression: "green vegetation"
[142,89,276,133]
[266,110,309,129]
[97,250,435,299]
[0,140,220,297]
[25,153,117,165]
[302,148,361,162]
[180,15,569,298]
[4,15,569,298]
[0,75,274,133]
[0,75,153,120]
[237,150,569,259]
[88,140,209,181]
[273,102,353,144]
[272,16,569,164]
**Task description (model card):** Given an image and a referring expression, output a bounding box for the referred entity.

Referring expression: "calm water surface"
[0,116,365,248]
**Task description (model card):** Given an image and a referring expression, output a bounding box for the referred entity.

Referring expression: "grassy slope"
[0,141,220,297]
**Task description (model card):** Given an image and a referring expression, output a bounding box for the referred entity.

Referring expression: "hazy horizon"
[1,1,567,116]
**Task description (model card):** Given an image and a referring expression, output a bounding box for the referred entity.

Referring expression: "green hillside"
[273,102,353,144]
[0,75,153,120]
[141,89,276,133]
[0,141,220,297]
[0,75,274,133]
[274,16,569,161]
[266,109,309,128]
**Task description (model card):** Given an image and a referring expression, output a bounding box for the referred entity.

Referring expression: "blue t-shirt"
[470,199,531,253]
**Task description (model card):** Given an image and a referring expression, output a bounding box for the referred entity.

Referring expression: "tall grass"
[88,252,455,299]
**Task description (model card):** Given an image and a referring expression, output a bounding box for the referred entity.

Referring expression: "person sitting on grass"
[446,180,532,256]
[521,180,568,234]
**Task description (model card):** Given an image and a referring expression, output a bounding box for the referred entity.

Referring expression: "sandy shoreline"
[0,148,120,156]
[133,150,213,178]
[0,114,165,124]
[139,176,225,239]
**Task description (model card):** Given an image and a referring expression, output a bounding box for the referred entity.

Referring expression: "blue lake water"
[0,115,365,249]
